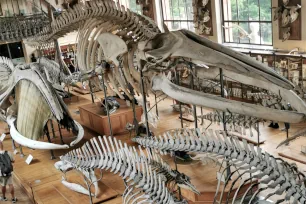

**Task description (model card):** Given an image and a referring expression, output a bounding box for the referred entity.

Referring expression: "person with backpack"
[0,141,17,203]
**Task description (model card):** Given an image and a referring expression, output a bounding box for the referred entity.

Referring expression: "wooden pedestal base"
[79,100,142,136]
[73,87,90,95]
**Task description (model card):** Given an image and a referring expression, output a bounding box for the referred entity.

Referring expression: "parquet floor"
[1,90,306,203]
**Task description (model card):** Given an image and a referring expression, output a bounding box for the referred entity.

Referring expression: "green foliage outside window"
[224,0,272,45]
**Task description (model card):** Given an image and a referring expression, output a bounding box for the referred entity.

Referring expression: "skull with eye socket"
[138,32,182,71]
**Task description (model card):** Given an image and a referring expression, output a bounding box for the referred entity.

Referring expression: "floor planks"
[1,90,306,203]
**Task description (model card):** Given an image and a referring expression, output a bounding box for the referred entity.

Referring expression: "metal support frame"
[175,70,184,128]
[139,62,150,137]
[131,98,139,136]
[44,126,56,160]
[173,68,183,200]
[100,68,113,136]
[19,145,24,157]
[190,65,198,128]
[220,68,226,131]
[58,123,65,144]
[88,80,95,103]
[220,68,231,179]
[257,122,260,147]
[50,120,56,139]
[154,93,159,117]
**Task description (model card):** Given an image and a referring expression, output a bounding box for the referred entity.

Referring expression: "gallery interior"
[0,0,306,203]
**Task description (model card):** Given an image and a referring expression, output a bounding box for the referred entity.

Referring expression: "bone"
[62,179,94,196]
[152,75,305,123]
[7,116,69,150]
[133,128,306,203]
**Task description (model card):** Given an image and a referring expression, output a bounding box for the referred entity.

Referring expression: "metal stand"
[220,68,226,131]
[154,93,159,117]
[220,68,231,179]
[100,69,113,136]
[175,70,184,128]
[11,139,16,152]
[44,126,56,160]
[58,123,65,145]
[190,64,198,129]
[139,63,150,137]
[173,154,182,200]
[19,145,25,158]
[285,123,290,146]
[50,120,56,139]
[174,69,183,200]
[88,80,95,103]
[257,122,260,147]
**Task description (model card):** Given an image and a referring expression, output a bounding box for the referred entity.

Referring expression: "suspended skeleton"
[2,2,306,203]
[15,0,306,139]
[133,128,306,204]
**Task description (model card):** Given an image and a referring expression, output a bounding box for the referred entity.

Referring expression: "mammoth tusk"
[152,75,306,123]
[7,116,70,150]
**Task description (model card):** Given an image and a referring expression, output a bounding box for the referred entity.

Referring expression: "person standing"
[30,54,37,63]
[0,141,17,202]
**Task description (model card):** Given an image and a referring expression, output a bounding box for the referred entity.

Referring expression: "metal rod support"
[140,65,150,137]
[100,71,113,136]
[50,120,56,139]
[154,93,159,117]
[176,70,183,128]
[88,80,95,103]
[45,126,56,160]
[58,123,65,145]
[191,65,198,128]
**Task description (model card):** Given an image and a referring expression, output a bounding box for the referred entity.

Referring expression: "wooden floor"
[2,90,306,203]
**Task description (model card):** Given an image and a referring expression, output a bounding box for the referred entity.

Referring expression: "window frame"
[160,0,195,32]
[116,0,142,14]
[220,0,273,46]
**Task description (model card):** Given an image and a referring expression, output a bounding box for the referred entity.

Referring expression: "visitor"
[0,141,17,203]
[30,54,37,62]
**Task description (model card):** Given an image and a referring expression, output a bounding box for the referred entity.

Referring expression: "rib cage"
[0,14,50,43]
[133,128,306,203]
[27,0,160,45]
[60,136,191,204]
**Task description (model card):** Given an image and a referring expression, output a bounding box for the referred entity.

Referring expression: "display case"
[245,51,306,89]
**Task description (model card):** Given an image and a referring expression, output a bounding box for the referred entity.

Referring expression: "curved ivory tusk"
[62,179,94,196]
[70,120,84,147]
[7,116,69,150]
